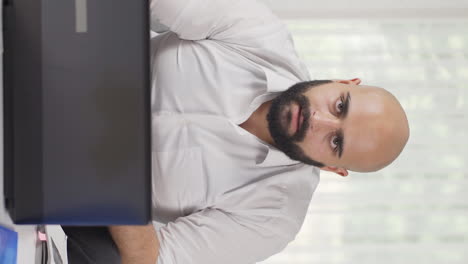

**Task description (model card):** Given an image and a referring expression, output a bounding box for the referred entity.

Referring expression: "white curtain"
[259,19,468,264]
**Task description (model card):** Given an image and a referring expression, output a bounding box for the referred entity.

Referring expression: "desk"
[0,92,38,264]
[0,3,39,263]
[0,45,39,259]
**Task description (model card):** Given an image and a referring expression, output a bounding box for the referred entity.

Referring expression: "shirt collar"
[256,144,301,167]
[263,67,299,93]
[231,123,299,167]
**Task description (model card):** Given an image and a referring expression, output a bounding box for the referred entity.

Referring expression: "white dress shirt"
[150,0,321,263]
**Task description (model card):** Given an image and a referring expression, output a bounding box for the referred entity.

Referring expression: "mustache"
[291,99,310,142]
[267,93,311,143]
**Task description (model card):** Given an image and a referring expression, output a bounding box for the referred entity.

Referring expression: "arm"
[153,208,292,264]
[108,224,160,264]
[150,0,279,42]
[107,174,305,264]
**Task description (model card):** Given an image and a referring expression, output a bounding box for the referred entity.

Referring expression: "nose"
[312,111,340,130]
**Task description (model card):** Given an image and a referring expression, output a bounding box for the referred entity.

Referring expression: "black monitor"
[3,0,151,225]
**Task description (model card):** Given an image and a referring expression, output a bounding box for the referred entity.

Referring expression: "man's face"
[267,79,408,175]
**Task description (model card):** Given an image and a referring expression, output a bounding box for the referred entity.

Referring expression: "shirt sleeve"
[154,208,293,264]
[150,0,283,42]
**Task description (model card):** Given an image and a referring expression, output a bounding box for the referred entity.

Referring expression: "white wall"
[260,0,468,19]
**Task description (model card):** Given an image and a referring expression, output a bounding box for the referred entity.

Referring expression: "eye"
[331,135,341,150]
[335,99,344,114]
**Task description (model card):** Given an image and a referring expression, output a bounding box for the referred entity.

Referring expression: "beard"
[266,80,331,167]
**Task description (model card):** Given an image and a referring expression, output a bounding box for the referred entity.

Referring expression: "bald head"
[344,85,409,172]
[266,79,410,176]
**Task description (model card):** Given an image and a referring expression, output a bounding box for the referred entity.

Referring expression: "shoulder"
[215,18,309,82]
[216,165,320,240]
[274,165,320,238]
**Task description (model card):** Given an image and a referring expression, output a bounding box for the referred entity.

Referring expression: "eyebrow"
[337,129,344,158]
[341,92,351,119]
[338,92,350,158]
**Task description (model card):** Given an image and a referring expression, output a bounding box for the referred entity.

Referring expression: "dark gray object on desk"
[3,0,152,225]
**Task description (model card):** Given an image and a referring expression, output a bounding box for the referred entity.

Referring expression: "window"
[260,19,468,264]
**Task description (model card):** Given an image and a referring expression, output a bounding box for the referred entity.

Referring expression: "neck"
[239,100,275,146]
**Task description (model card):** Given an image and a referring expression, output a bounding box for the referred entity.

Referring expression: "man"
[107,0,410,263]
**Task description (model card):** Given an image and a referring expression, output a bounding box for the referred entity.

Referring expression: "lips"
[296,106,303,134]
[288,103,302,136]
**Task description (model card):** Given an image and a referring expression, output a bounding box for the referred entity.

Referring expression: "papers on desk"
[46,226,68,264]
[0,225,18,264]
[37,225,68,264]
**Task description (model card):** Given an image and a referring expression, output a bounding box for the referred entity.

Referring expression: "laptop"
[3,0,151,225]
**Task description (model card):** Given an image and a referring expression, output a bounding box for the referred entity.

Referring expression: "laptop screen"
[3,0,151,225]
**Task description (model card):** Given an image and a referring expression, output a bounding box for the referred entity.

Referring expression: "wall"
[260,0,468,18]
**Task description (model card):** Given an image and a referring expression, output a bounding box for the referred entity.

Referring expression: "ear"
[334,78,361,85]
[320,166,349,177]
